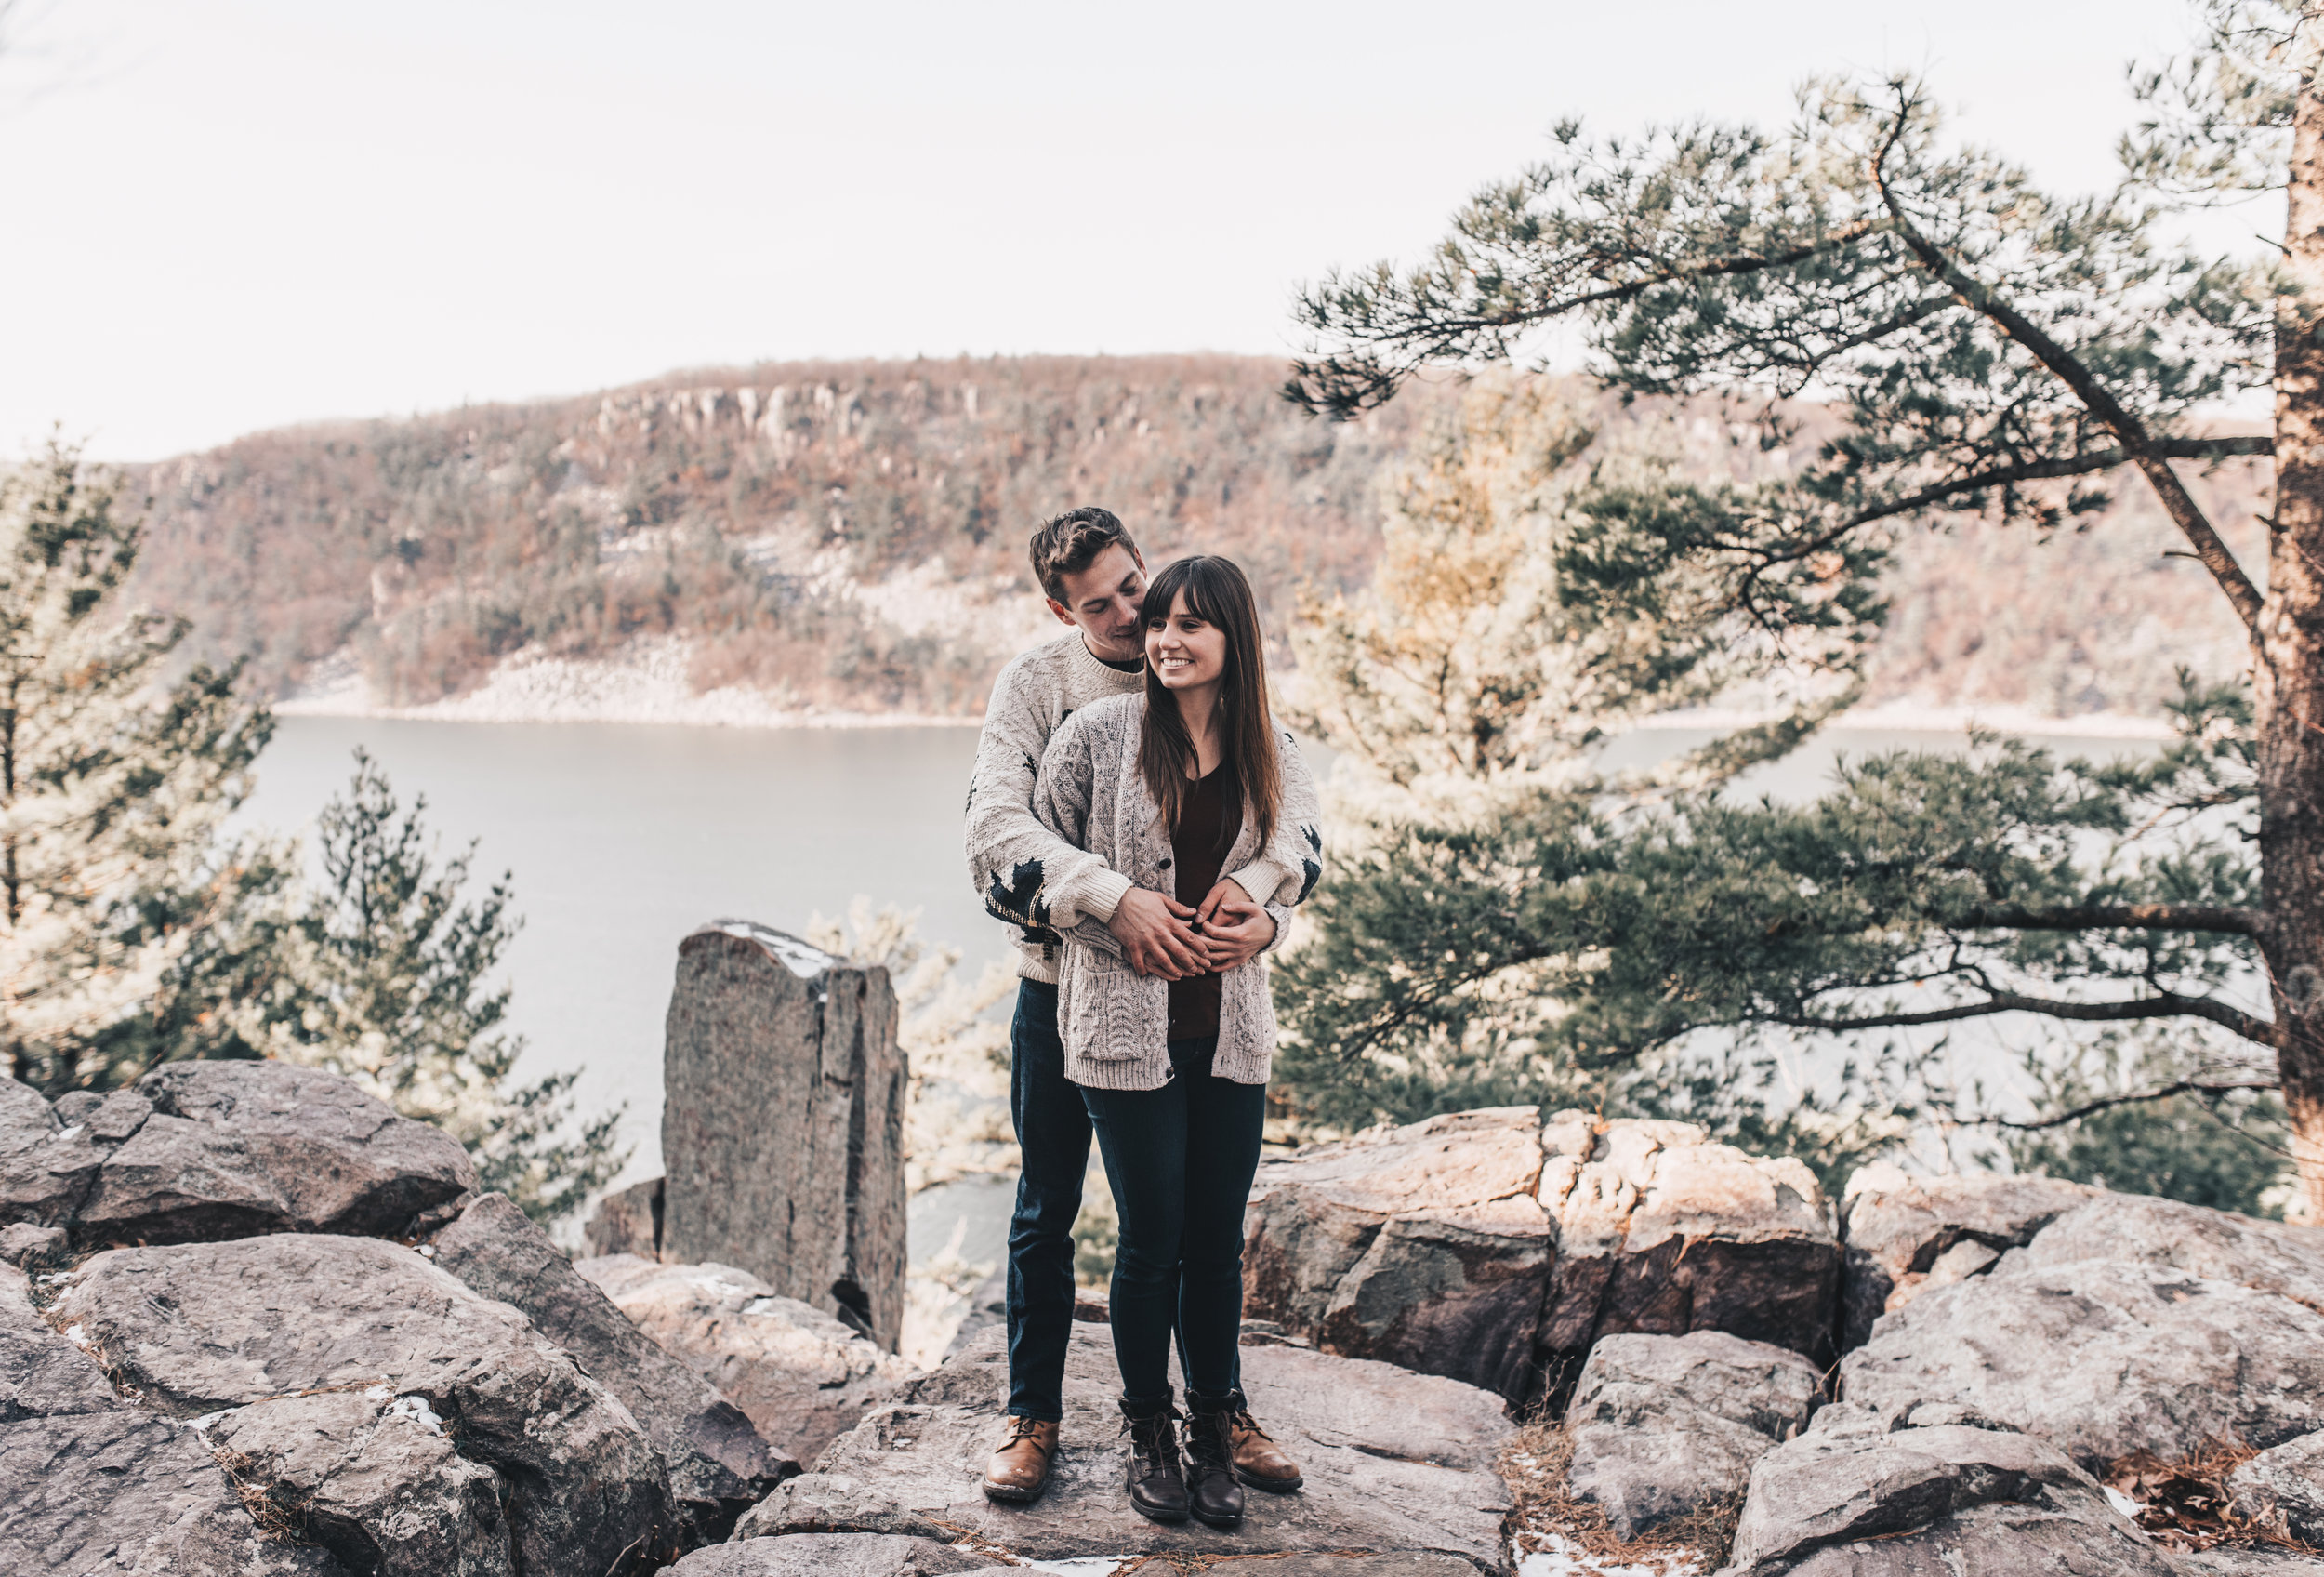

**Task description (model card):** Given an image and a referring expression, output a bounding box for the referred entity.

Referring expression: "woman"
[1032,554,1315,1530]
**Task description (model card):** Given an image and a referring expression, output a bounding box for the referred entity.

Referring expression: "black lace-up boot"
[1182,1391,1247,1529]
[1119,1398,1189,1522]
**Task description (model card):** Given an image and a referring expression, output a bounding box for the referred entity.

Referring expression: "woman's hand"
[1195,880,1274,971]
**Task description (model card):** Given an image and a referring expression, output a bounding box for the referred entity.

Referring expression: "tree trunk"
[2265,9,2324,1222]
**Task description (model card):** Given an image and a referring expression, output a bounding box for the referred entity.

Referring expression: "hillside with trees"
[125,353,2260,724]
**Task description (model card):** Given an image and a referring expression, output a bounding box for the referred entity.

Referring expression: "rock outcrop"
[587,1174,666,1258]
[661,921,907,1351]
[1715,1403,2183,1576]
[2,1260,350,1575]
[1835,1162,2098,1350]
[429,1193,793,1541]
[1245,1107,1839,1406]
[51,1231,678,1575]
[0,1060,475,1248]
[579,1253,913,1464]
[669,1532,988,1575]
[1564,1331,1824,1540]
[737,1321,1513,1568]
[1841,1253,2324,1467]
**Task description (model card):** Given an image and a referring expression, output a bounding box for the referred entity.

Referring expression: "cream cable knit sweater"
[964,630,1318,983]
[1031,693,1321,1091]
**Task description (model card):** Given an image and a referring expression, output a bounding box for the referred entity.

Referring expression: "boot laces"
[1120,1407,1182,1474]
[1001,1416,1047,1449]
[1230,1408,1272,1444]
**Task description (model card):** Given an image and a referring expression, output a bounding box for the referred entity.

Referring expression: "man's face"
[1047,543,1148,664]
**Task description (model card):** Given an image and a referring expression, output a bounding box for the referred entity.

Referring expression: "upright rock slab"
[577,1253,913,1464]
[662,921,906,1352]
[1835,1162,2097,1350]
[1243,1107,1552,1401]
[429,1193,791,1542]
[49,1232,675,1576]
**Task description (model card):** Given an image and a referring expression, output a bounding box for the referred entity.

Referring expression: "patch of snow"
[2103,1485,2146,1519]
[708,919,841,979]
[383,1394,445,1436]
[182,1406,244,1434]
[415,1244,436,1257]
[61,1323,88,1348]
[55,1124,84,1143]
[1516,1534,1705,1577]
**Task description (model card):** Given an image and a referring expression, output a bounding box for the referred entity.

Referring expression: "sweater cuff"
[1224,858,1291,908]
[1060,868,1135,925]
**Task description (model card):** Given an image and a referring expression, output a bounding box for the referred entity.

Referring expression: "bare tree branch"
[1778,987,2278,1046]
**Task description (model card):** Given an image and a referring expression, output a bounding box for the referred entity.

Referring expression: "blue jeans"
[1005,983,1244,1420]
[1078,1037,1266,1411]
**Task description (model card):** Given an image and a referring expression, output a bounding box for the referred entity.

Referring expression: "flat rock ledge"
[727,1320,1514,1570]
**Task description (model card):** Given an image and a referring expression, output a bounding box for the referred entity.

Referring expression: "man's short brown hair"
[1029,507,1141,604]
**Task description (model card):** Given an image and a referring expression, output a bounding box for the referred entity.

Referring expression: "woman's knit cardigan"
[1032,693,1320,1092]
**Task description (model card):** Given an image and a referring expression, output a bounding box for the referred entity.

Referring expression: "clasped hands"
[1106,880,1273,979]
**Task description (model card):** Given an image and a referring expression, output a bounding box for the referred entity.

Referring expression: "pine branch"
[1867,92,2267,639]
[1957,902,2265,935]
[1776,987,2278,1046]
[1963,1076,2282,1133]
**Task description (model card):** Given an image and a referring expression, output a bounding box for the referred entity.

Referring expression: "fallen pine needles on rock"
[1497,1420,1726,1575]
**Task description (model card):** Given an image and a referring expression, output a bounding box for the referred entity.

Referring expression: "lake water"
[244,715,2165,1197]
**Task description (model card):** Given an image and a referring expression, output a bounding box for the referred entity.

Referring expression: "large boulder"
[3,1409,352,1576]
[1839,1255,2324,1468]
[1242,1107,1552,1402]
[1715,1404,2185,1576]
[1245,1109,1840,1409]
[729,1473,951,1542]
[1,1262,349,1575]
[662,922,906,1351]
[201,1389,512,1577]
[0,1062,476,1247]
[780,1319,1512,1568]
[2016,1192,2324,1306]
[49,1232,676,1576]
[429,1194,791,1541]
[576,1253,913,1464]
[1836,1162,2098,1350]
[1564,1331,1824,1540]
[1537,1113,1839,1395]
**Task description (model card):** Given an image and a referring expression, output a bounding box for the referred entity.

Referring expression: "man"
[965,506,1321,1504]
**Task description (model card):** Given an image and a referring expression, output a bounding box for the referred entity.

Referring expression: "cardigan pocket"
[1058,949,1155,1061]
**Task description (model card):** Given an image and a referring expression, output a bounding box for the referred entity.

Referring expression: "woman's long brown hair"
[1138,555,1281,853]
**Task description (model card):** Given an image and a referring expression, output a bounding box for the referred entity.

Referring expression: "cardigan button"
[1157,858,1171,869]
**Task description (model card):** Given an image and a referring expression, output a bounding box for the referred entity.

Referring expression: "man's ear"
[1045,596,1076,627]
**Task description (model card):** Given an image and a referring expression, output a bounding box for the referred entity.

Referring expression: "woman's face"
[1146,590,1228,692]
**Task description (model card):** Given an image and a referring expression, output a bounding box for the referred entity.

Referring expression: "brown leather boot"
[1230,1407,1302,1492]
[982,1416,1059,1504]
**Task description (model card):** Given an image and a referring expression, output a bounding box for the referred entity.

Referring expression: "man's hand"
[1108,887,1206,979]
[1195,880,1275,972]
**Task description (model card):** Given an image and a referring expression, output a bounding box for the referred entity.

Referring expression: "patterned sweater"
[965,630,1320,983]
[1032,693,1323,1091]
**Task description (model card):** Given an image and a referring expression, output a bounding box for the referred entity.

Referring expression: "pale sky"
[0,0,2244,461]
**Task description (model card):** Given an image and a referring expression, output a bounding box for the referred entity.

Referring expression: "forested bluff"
[126,352,2265,724]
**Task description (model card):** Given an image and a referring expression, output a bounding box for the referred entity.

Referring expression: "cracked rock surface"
[49,1230,673,1576]
[1565,1330,1825,1540]
[762,1320,1512,1569]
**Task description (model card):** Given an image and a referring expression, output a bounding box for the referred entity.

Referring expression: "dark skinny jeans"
[1078,1036,1267,1411]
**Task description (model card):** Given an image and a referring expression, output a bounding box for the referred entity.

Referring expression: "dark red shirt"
[1168,764,1242,1041]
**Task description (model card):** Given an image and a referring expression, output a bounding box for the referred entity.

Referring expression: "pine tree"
[1286,2,2323,1213]
[252,750,628,1225]
[0,441,286,1093]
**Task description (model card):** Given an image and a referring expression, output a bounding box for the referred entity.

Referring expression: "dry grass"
[1497,1420,1730,1575]
[205,1446,310,1542]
